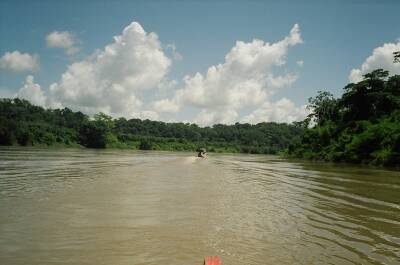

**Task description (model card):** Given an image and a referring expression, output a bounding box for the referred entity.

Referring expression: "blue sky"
[1,0,399,125]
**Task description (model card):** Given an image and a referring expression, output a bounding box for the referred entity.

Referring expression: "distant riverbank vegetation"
[286,53,400,167]
[0,98,302,154]
[1,53,399,166]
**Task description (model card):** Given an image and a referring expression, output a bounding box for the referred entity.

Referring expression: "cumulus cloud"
[10,22,306,126]
[152,98,180,113]
[241,98,309,124]
[16,75,47,106]
[194,108,239,126]
[46,31,80,55]
[153,24,303,125]
[0,51,39,72]
[349,42,400,83]
[47,22,171,118]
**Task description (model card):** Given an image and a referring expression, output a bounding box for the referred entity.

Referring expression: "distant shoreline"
[0,98,301,155]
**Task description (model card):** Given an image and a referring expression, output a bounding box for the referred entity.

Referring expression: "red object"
[204,256,222,265]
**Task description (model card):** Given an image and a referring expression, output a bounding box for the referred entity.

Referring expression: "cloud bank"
[241,98,308,124]
[15,22,309,126]
[153,24,305,125]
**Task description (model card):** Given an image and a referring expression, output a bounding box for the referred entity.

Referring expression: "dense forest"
[0,98,302,154]
[287,52,400,167]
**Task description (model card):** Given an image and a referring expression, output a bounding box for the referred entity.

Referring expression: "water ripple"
[0,148,399,265]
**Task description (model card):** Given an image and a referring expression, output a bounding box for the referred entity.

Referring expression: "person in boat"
[197,148,207,158]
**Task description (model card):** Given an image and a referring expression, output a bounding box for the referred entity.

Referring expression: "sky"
[0,0,399,126]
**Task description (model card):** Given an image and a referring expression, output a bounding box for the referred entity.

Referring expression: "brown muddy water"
[0,147,399,265]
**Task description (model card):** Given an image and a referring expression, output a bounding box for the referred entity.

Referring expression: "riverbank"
[0,98,302,154]
[286,69,400,168]
[0,139,271,154]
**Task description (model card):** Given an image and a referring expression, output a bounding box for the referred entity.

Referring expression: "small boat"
[204,256,221,265]
[197,148,208,158]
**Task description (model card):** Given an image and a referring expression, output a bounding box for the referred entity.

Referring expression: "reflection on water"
[0,147,399,265]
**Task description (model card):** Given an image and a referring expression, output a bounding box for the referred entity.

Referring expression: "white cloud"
[349,42,400,83]
[153,24,303,125]
[7,22,307,126]
[296,60,304,67]
[0,51,39,72]
[16,75,47,106]
[46,31,80,55]
[241,98,309,124]
[152,98,180,113]
[194,108,239,126]
[48,22,171,117]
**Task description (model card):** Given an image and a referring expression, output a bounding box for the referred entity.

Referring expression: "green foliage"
[0,98,302,154]
[78,115,117,148]
[139,138,153,150]
[287,64,400,167]
[307,91,339,126]
[0,117,16,145]
[394,51,400,63]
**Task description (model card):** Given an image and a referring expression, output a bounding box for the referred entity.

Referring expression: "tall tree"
[307,91,338,126]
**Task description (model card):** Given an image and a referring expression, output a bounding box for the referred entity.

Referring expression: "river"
[0,147,399,265]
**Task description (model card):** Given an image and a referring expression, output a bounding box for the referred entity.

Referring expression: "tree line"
[0,98,302,154]
[2,51,398,166]
[286,52,400,167]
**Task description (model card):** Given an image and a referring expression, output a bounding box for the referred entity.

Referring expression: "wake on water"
[181,156,204,164]
[153,155,208,170]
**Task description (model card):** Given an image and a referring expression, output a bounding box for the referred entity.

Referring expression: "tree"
[139,138,153,150]
[363,69,389,80]
[288,69,400,166]
[0,98,302,154]
[93,112,115,130]
[339,69,392,122]
[394,51,400,63]
[307,91,338,126]
[79,113,115,148]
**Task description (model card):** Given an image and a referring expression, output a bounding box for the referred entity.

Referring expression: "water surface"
[0,147,399,265]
